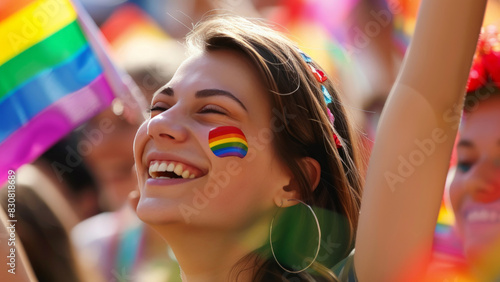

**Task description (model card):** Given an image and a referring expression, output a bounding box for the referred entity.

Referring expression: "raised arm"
[355,0,487,280]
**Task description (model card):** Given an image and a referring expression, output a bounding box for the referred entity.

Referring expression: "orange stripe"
[209,133,246,143]
[0,0,77,65]
[0,0,34,21]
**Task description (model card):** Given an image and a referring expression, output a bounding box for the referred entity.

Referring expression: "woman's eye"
[147,106,168,113]
[199,105,228,115]
[457,162,472,173]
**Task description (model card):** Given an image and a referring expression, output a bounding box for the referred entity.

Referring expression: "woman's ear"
[273,157,321,208]
[300,157,321,191]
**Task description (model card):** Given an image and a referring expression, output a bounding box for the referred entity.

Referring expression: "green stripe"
[0,20,87,99]
[210,142,248,152]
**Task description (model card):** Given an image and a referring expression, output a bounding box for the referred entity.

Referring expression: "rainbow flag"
[0,0,123,183]
[209,126,248,158]
[99,3,170,49]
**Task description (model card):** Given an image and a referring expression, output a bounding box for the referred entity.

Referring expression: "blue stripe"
[0,45,102,143]
[213,147,247,157]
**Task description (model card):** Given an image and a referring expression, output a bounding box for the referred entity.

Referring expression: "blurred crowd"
[1,0,500,281]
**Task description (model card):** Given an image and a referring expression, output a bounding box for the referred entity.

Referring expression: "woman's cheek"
[134,120,149,151]
[208,126,248,159]
[449,177,466,236]
[133,121,149,183]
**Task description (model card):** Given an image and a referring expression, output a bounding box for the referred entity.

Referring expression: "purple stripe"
[218,152,246,158]
[0,75,114,184]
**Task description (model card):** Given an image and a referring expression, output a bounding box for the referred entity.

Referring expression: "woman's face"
[133,49,293,230]
[83,109,138,210]
[450,95,500,258]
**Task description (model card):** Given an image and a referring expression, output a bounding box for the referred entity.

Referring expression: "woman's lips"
[146,176,199,186]
[460,205,500,252]
[462,200,500,223]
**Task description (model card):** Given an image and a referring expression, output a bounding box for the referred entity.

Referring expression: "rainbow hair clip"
[209,126,248,158]
[298,50,342,148]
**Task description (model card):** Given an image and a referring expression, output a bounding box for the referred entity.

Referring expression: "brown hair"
[0,184,102,282]
[186,14,365,281]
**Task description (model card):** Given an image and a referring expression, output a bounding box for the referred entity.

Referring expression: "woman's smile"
[450,95,500,258]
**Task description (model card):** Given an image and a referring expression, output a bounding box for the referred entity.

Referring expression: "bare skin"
[0,1,487,281]
[355,0,487,281]
[130,1,489,281]
[134,50,302,281]
[450,95,500,260]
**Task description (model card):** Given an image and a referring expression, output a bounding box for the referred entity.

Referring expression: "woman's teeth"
[149,161,196,179]
[466,209,500,223]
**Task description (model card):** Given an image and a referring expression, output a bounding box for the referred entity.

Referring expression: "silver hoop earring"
[269,199,321,273]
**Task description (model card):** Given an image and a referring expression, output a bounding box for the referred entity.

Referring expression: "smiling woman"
[133,18,363,281]
[447,25,500,276]
[131,1,487,280]
[451,94,500,255]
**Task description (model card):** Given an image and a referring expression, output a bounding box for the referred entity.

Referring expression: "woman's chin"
[463,222,500,260]
[136,197,186,226]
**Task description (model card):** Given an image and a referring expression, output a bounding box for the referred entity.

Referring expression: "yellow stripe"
[0,0,77,65]
[209,137,248,148]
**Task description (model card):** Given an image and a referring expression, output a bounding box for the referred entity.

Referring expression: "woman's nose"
[464,159,500,203]
[146,108,188,143]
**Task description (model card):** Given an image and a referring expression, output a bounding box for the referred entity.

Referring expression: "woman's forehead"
[154,49,273,117]
[461,96,500,140]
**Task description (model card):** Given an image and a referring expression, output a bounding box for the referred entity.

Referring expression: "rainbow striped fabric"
[209,126,248,158]
[0,0,115,182]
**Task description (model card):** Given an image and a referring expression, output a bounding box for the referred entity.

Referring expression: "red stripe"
[0,0,33,21]
[208,126,245,140]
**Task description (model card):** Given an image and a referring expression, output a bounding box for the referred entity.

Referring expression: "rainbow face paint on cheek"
[209,126,248,158]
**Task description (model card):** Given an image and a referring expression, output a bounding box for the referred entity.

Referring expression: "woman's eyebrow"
[157,87,174,96]
[195,89,248,112]
[155,87,248,112]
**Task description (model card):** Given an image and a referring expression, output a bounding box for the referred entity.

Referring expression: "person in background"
[38,135,102,221]
[72,4,184,281]
[0,138,104,282]
[0,208,35,282]
[445,23,500,281]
